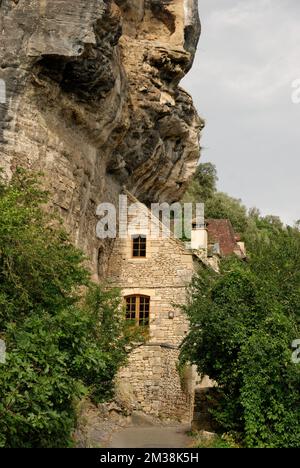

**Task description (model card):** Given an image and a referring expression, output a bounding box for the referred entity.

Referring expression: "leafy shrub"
[181,225,300,448]
[0,169,132,447]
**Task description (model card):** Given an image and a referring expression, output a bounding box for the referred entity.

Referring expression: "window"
[132,235,147,257]
[125,295,150,326]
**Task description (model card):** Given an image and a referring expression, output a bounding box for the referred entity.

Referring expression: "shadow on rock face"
[0,0,203,271]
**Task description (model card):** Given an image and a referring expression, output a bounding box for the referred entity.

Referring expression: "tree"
[183,162,218,203]
[205,192,248,233]
[183,163,248,233]
[181,223,300,448]
[0,169,132,447]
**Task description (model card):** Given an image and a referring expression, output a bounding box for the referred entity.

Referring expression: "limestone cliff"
[0,0,203,275]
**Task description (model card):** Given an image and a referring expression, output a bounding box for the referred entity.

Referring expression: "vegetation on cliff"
[0,170,132,448]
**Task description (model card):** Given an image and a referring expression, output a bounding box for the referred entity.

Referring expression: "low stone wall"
[115,344,195,423]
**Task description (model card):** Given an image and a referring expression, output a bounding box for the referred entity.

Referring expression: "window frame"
[132,234,147,258]
[125,294,150,327]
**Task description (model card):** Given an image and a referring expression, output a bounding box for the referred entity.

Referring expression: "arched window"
[125,295,150,326]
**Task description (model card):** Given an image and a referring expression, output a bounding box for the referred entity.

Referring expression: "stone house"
[106,191,244,422]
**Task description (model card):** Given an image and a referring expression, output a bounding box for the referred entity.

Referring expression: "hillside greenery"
[0,169,133,448]
[181,163,300,448]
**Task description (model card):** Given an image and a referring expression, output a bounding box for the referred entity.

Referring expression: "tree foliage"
[183,163,248,232]
[181,221,300,448]
[183,162,218,203]
[205,192,248,233]
[0,169,132,448]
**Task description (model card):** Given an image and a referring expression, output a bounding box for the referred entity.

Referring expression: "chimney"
[191,221,208,251]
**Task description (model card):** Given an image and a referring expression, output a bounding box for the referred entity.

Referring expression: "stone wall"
[107,198,198,420]
[116,345,195,422]
[107,225,195,346]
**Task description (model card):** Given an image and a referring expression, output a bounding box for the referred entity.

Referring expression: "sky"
[182,0,300,225]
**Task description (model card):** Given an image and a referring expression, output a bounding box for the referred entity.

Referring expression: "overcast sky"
[182,0,300,225]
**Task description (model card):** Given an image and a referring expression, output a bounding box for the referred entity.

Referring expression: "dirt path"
[109,424,192,448]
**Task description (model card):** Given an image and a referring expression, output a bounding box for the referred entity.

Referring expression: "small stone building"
[106,191,244,422]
